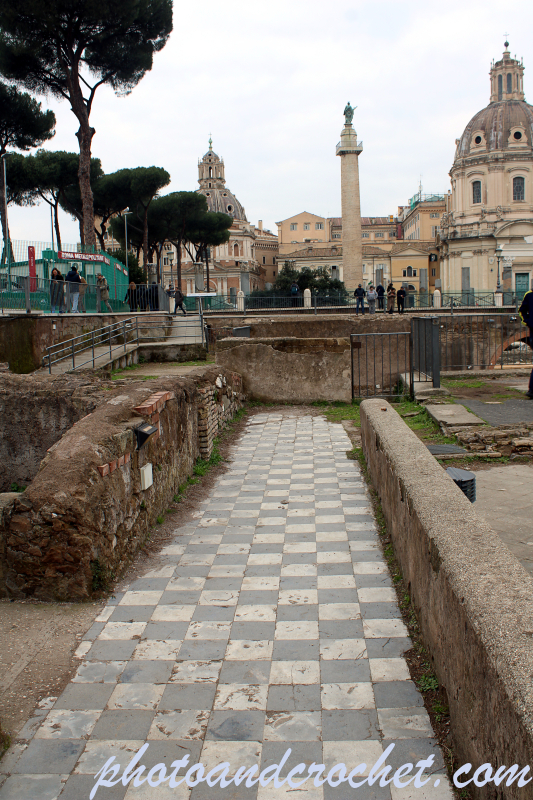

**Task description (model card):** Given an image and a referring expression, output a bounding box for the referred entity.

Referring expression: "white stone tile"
[225,640,273,660]
[217,543,251,554]
[253,533,285,543]
[179,554,216,566]
[75,740,145,773]
[231,509,261,518]
[198,517,230,527]
[317,575,356,588]
[119,591,163,606]
[258,783,323,800]
[108,683,164,710]
[241,577,280,590]
[357,587,397,603]
[94,606,114,622]
[315,515,345,524]
[247,553,283,565]
[316,551,351,563]
[352,562,388,574]
[321,682,375,709]
[263,711,321,742]
[185,621,232,640]
[160,545,188,555]
[256,517,286,527]
[170,661,222,683]
[148,709,210,740]
[363,619,409,638]
[166,577,206,590]
[318,603,360,620]
[287,508,316,517]
[208,565,246,577]
[378,708,434,739]
[151,605,196,621]
[35,710,100,739]
[322,740,383,776]
[283,542,316,553]
[369,658,411,682]
[349,541,379,551]
[390,774,454,799]
[280,564,317,577]
[320,639,367,660]
[214,684,268,710]
[199,590,239,606]
[269,661,320,685]
[234,605,277,622]
[142,566,177,578]
[189,534,224,545]
[316,531,348,542]
[275,621,319,639]
[132,640,182,660]
[200,741,262,776]
[315,500,343,509]
[98,622,147,640]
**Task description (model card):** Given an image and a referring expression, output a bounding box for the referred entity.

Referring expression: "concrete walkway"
[0,413,451,800]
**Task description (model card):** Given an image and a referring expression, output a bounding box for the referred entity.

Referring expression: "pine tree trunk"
[176,239,182,292]
[0,160,13,267]
[142,205,149,277]
[54,198,62,251]
[75,115,96,251]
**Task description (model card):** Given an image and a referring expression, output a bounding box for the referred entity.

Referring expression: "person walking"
[50,267,64,314]
[173,285,186,316]
[125,282,137,312]
[376,283,385,311]
[519,287,533,398]
[366,285,378,314]
[354,283,366,315]
[96,273,113,313]
[290,281,299,308]
[78,276,88,313]
[387,284,396,314]
[397,285,407,314]
[65,264,81,312]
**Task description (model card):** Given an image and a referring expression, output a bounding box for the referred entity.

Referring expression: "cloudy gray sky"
[4,0,533,247]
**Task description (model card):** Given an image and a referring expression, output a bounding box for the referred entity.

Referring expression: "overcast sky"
[4,0,533,248]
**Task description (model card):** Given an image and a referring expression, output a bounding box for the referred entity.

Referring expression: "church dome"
[456,99,533,159]
[196,139,247,222]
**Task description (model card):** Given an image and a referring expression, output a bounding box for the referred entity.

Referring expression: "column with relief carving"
[336,103,364,289]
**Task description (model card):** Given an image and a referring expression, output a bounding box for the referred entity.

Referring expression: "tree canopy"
[0,81,55,263]
[255,261,347,297]
[0,0,172,247]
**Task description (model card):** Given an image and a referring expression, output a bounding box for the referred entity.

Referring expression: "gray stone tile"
[159,683,216,710]
[219,661,271,684]
[317,563,354,575]
[86,640,137,661]
[0,774,69,800]
[260,741,322,772]
[185,543,220,553]
[13,740,84,773]
[317,541,350,552]
[276,604,319,621]
[128,577,170,590]
[190,783,258,800]
[319,620,364,639]
[173,565,212,577]
[355,574,394,589]
[192,605,236,621]
[238,591,279,604]
[206,711,264,741]
[373,681,424,709]
[120,660,173,684]
[54,684,114,710]
[222,534,255,543]
[351,551,384,562]
[141,621,189,640]
[160,590,203,605]
[90,709,154,739]
[139,739,203,768]
[178,640,228,661]
[230,622,276,640]
[109,605,155,622]
[381,738,445,772]
[279,577,317,590]
[365,638,412,658]
[320,660,371,683]
[321,709,380,740]
[324,783,392,800]
[214,554,250,565]
[55,774,127,799]
[318,589,359,603]
[360,602,403,619]
[203,578,243,590]
[282,553,317,564]
[272,640,319,660]
[267,685,321,711]
[81,622,105,641]
[250,544,284,554]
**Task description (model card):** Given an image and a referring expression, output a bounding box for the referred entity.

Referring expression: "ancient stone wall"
[0,368,245,601]
[361,399,533,799]
[206,313,411,341]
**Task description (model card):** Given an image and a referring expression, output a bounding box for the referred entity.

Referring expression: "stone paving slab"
[456,397,533,426]
[424,403,484,427]
[0,413,452,800]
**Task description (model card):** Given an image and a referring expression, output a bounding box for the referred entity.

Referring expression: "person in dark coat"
[397,286,407,314]
[50,267,64,314]
[376,283,385,310]
[387,285,396,314]
[65,265,81,312]
[519,288,533,398]
[125,282,137,312]
[173,285,186,316]
[353,284,365,315]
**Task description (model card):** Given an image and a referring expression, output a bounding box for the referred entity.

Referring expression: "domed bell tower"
[490,42,525,102]
[198,137,226,190]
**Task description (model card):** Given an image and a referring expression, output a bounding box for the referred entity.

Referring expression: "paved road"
[0,413,451,800]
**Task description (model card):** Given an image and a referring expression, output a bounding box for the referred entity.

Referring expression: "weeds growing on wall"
[90,559,114,594]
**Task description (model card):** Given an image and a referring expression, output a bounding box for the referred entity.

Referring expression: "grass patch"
[311,400,362,426]
[90,559,114,593]
[10,482,26,493]
[389,398,455,444]
[0,722,10,760]
[441,377,486,389]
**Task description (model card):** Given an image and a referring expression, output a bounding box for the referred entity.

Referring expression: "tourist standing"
[519,288,533,398]
[173,285,186,316]
[65,264,81,312]
[354,284,366,315]
[366,285,378,314]
[125,282,137,312]
[290,281,299,308]
[78,276,88,313]
[397,285,407,314]
[376,283,385,310]
[50,268,64,314]
[387,284,396,314]
[96,273,113,312]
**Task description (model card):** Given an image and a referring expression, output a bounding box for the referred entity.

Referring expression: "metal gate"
[350,332,411,398]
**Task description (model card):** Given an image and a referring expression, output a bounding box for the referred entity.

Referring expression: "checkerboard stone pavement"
[0,413,453,800]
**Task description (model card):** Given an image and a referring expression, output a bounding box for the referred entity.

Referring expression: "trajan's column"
[336,102,363,288]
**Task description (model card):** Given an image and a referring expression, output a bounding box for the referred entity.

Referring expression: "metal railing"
[351,332,411,398]
[438,314,532,370]
[43,310,208,373]
[411,317,441,387]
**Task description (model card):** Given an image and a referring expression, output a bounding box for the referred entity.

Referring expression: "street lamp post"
[495,245,503,293]
[123,209,132,278]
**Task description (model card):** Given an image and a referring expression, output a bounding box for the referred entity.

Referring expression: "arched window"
[406,266,413,277]
[209,167,213,178]
[513,176,525,201]
[498,74,503,100]
[472,181,482,204]
[507,73,513,93]
[233,243,239,257]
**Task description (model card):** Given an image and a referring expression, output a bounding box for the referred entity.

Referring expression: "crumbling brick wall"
[197,372,244,458]
[0,368,245,601]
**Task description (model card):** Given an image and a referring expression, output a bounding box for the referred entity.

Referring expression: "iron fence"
[411,317,441,387]
[438,314,532,370]
[351,332,411,399]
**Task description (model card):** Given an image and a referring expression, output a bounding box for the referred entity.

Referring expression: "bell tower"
[198,137,226,190]
[490,41,525,102]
